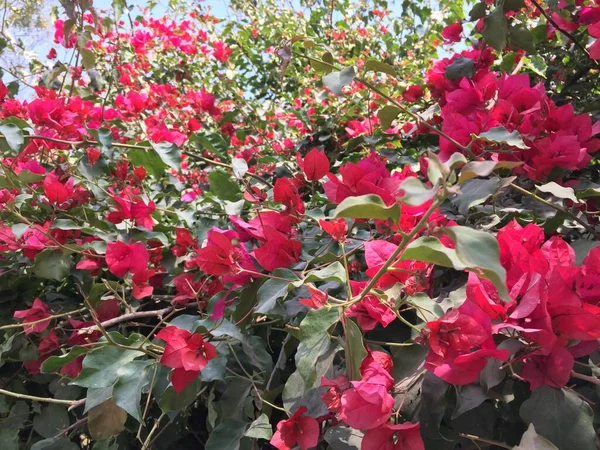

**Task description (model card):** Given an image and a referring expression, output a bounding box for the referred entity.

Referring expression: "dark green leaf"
[365,59,396,76]
[128,147,167,178]
[255,269,298,314]
[41,346,89,373]
[400,236,465,269]
[205,419,248,450]
[482,7,508,51]
[245,414,272,440]
[191,132,229,160]
[208,169,242,202]
[392,345,428,381]
[151,141,181,172]
[520,386,596,450]
[398,177,438,206]
[112,360,153,422]
[334,194,400,223]
[310,51,335,74]
[445,57,475,80]
[0,123,24,154]
[80,48,96,69]
[33,404,70,438]
[72,345,144,389]
[452,384,489,419]
[305,262,347,284]
[469,3,487,20]
[33,250,73,281]
[31,438,79,450]
[452,177,514,216]
[345,319,367,380]
[324,426,363,449]
[475,126,528,150]
[504,0,525,11]
[509,24,535,54]
[378,105,401,130]
[441,226,510,302]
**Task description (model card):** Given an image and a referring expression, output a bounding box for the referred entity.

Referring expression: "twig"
[77,307,173,334]
[0,388,81,406]
[187,153,273,188]
[0,307,87,331]
[509,182,600,239]
[458,433,512,449]
[571,370,600,386]
[529,0,600,69]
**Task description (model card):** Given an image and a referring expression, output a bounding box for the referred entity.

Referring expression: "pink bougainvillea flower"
[339,364,395,430]
[14,298,51,335]
[270,406,319,450]
[105,241,150,278]
[253,226,302,271]
[297,148,330,181]
[362,422,424,450]
[441,22,463,43]
[402,85,425,102]
[319,218,348,242]
[106,187,156,230]
[299,285,328,309]
[156,326,217,393]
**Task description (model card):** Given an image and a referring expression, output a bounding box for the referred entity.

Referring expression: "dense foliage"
[1,0,600,448]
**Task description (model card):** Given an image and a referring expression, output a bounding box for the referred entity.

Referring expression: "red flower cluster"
[422,220,600,388]
[156,326,217,393]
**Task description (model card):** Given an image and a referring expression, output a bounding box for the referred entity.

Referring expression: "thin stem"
[76,307,174,334]
[340,242,353,300]
[529,0,600,69]
[188,153,273,188]
[509,183,600,239]
[571,370,600,386]
[0,307,87,331]
[366,339,414,347]
[0,388,81,406]
[458,433,512,450]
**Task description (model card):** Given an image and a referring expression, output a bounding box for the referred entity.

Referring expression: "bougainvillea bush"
[1,0,600,448]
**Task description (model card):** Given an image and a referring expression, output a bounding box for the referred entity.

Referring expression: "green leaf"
[400,236,466,269]
[504,0,525,11]
[151,141,180,172]
[191,132,230,160]
[509,24,535,54]
[571,240,600,266]
[407,293,444,322]
[41,346,89,373]
[452,384,489,419]
[52,219,81,230]
[72,345,144,389]
[33,250,73,281]
[322,66,356,96]
[537,182,579,203]
[0,123,24,154]
[334,194,400,223]
[296,307,339,381]
[310,51,335,74]
[365,59,396,76]
[305,261,347,284]
[345,319,367,380]
[458,160,522,183]
[392,344,428,381]
[441,226,510,302]
[398,178,438,206]
[128,147,167,178]
[245,414,273,440]
[522,54,547,77]
[520,386,596,450]
[377,105,401,130]
[475,126,528,149]
[482,7,508,51]
[33,404,70,438]
[80,48,96,69]
[31,438,79,450]
[445,57,475,80]
[208,169,242,202]
[452,177,514,216]
[112,360,153,422]
[514,424,559,450]
[87,399,127,440]
[469,2,487,20]
[205,419,248,450]
[0,428,19,450]
[255,269,299,314]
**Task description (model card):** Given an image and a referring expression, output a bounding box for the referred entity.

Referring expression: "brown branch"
[529,0,600,70]
[77,307,174,334]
